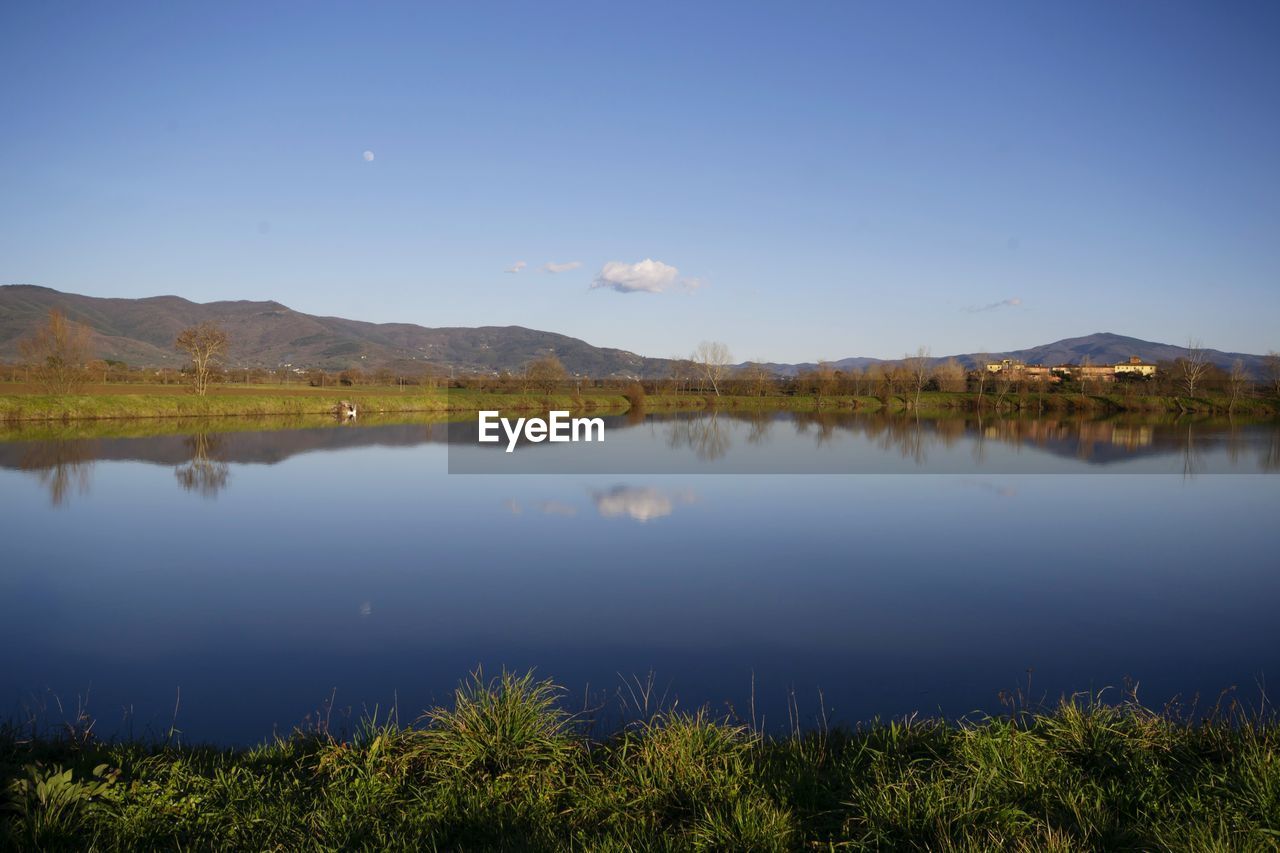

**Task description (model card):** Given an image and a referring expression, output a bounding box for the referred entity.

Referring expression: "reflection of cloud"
[504,499,523,515]
[958,479,1017,497]
[504,261,527,274]
[538,501,577,517]
[592,486,697,522]
[542,261,582,273]
[963,297,1022,313]
[359,601,373,618]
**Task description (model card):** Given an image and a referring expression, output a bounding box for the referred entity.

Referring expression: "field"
[0,385,632,423]
[2,381,1276,423]
[2,672,1277,850]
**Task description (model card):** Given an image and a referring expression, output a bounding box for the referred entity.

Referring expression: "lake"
[2,410,1278,744]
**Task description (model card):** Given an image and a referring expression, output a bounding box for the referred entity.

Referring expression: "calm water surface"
[2,412,1278,744]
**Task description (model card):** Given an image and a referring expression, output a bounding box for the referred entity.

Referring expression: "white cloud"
[964,297,1022,313]
[591,258,685,294]
[362,150,375,162]
[504,261,527,274]
[542,260,582,274]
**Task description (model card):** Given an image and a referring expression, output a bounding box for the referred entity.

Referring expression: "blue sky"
[2,1,1277,362]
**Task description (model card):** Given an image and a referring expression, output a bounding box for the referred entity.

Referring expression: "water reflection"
[174,433,230,498]
[4,413,1280,502]
[18,440,95,506]
[3,412,1278,746]
[665,411,732,460]
[592,486,697,522]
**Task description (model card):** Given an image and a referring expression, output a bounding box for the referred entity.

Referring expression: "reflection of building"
[985,355,1156,382]
[982,418,1155,451]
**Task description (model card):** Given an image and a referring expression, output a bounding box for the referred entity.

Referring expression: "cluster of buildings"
[984,355,1158,383]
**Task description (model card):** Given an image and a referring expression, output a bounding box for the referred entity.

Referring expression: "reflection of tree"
[666,413,732,461]
[20,440,96,507]
[742,411,773,445]
[174,433,230,497]
[792,411,840,446]
[1263,426,1280,472]
[902,416,926,465]
[971,414,988,466]
[1179,421,1202,480]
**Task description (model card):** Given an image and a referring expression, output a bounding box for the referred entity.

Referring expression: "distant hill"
[0,285,1269,378]
[746,333,1267,377]
[0,285,668,377]
[950,332,1269,377]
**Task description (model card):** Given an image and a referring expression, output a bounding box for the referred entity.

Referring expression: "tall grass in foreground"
[2,671,1278,850]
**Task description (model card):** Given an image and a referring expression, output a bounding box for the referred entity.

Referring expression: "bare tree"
[1265,351,1280,398]
[972,353,991,409]
[1226,359,1249,414]
[1178,338,1211,398]
[175,322,229,396]
[524,354,568,395]
[20,309,92,394]
[667,356,695,396]
[903,346,933,410]
[693,340,732,396]
[934,357,966,393]
[737,361,773,397]
[806,361,838,408]
[1078,354,1093,403]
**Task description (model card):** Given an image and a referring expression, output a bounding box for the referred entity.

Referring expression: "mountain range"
[0,285,1269,378]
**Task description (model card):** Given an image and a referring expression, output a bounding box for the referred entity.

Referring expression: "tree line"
[7,312,1280,408]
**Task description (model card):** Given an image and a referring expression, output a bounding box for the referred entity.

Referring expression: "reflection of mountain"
[2,415,1276,483]
[0,423,451,471]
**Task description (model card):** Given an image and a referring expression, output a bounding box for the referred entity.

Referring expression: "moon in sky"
[362,150,375,162]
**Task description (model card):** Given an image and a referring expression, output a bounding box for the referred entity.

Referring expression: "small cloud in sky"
[964,297,1022,314]
[542,261,582,274]
[362,150,375,162]
[504,261,527,274]
[591,258,689,294]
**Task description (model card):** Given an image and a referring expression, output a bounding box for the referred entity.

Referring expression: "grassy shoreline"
[1,386,1276,423]
[2,672,1277,850]
[0,389,632,423]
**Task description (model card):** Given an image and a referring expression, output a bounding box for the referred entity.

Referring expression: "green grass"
[0,390,631,423]
[3,671,1277,850]
[2,383,1276,422]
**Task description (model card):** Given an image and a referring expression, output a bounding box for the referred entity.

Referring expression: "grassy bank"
[2,384,1276,422]
[639,390,1280,416]
[0,389,631,423]
[3,673,1277,850]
